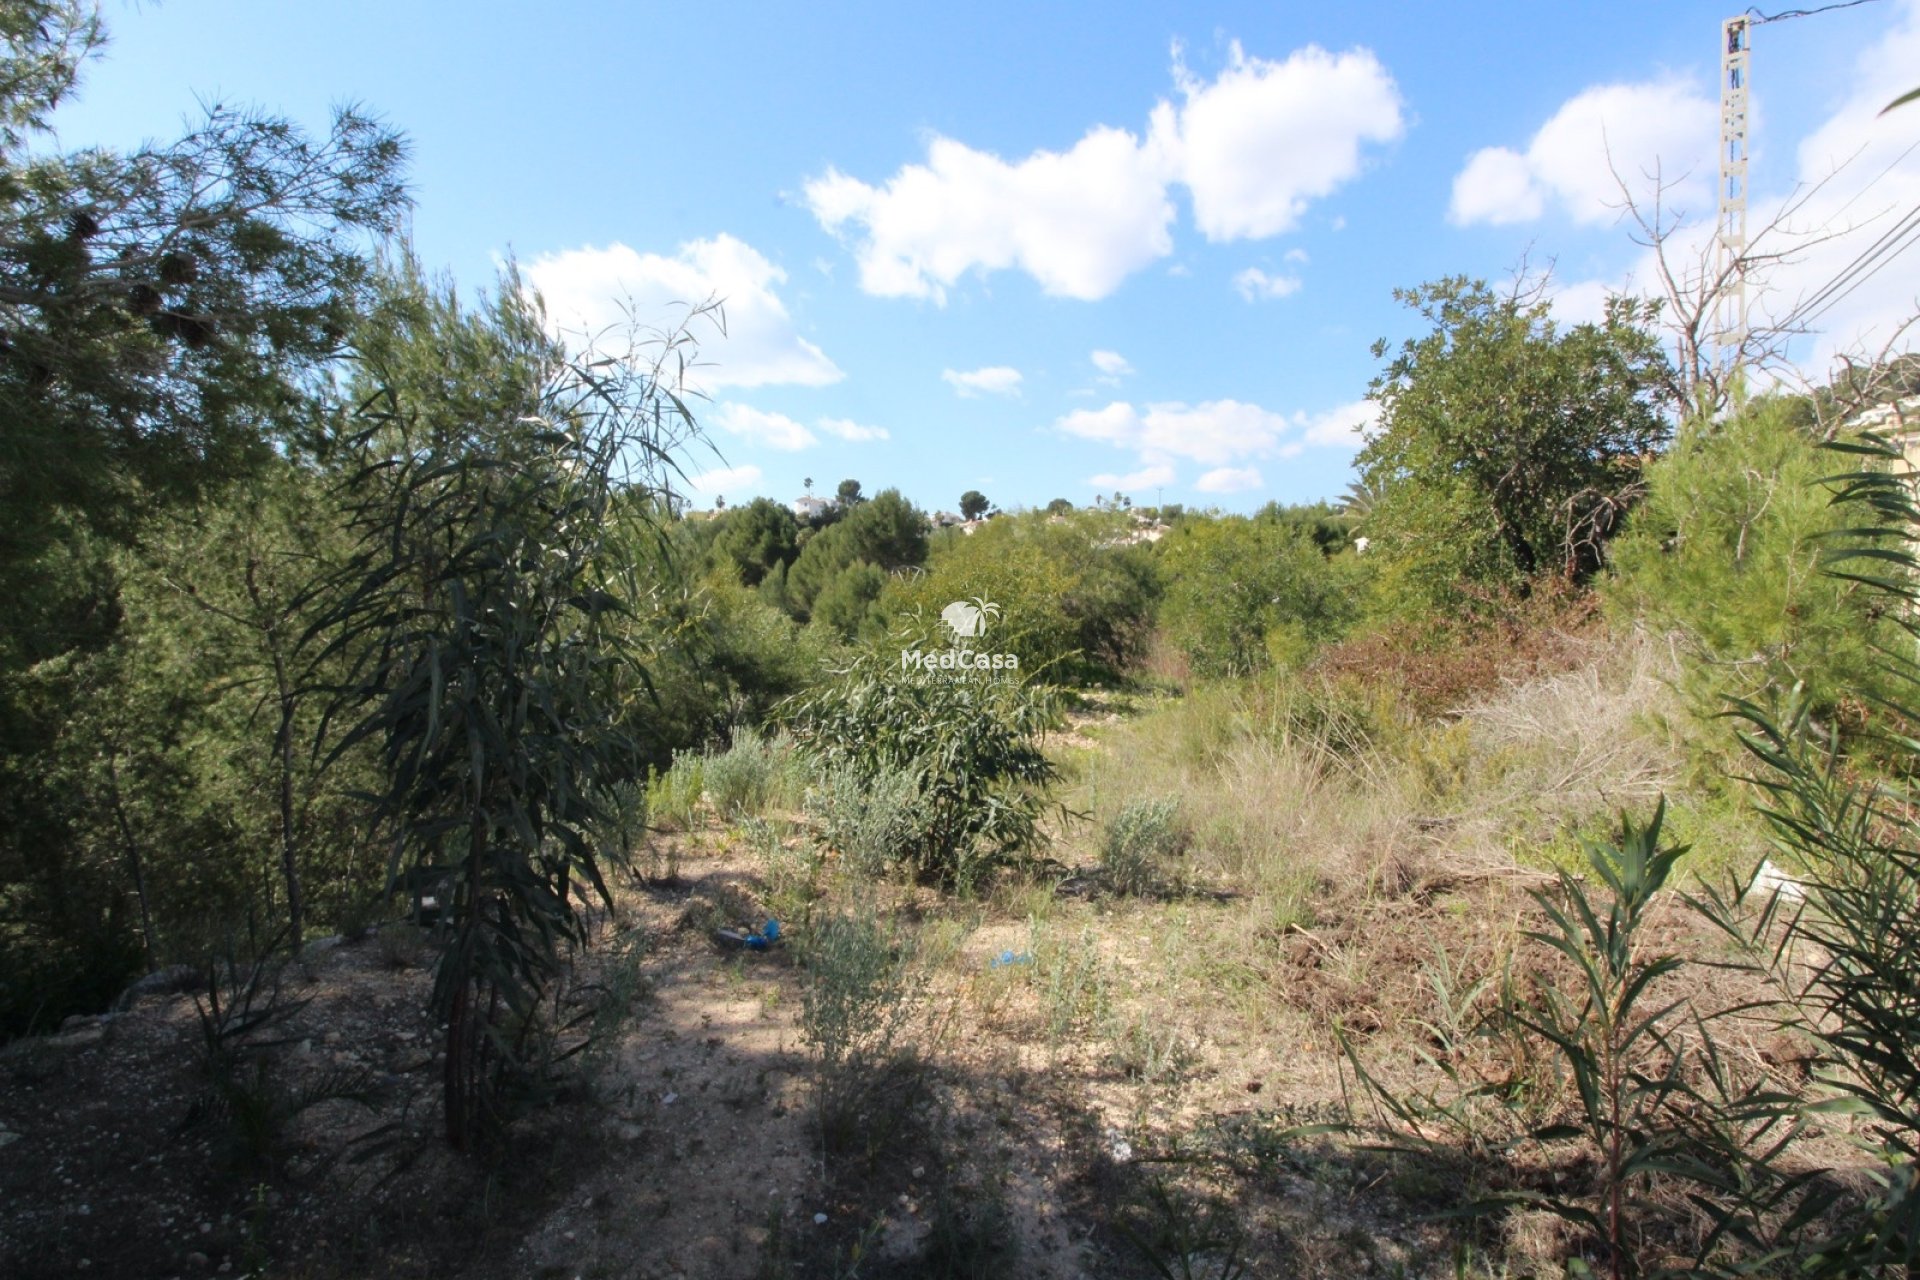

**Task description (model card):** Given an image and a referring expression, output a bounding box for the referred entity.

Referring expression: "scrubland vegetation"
[12,4,1920,1277]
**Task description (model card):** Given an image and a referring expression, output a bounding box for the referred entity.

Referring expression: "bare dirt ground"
[0,816,1469,1279]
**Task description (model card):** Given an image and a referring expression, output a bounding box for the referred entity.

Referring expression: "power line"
[1746,0,1887,24]
[1785,202,1920,331]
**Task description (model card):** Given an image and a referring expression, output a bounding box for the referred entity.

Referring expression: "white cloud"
[943,365,1025,397]
[817,417,890,442]
[709,402,817,451]
[1195,466,1264,493]
[1089,463,1178,490]
[1284,247,1310,264]
[1233,266,1302,301]
[1448,77,1716,227]
[1057,398,1295,467]
[1062,395,1372,486]
[525,235,842,390]
[690,463,763,496]
[805,129,1176,303]
[1091,349,1135,377]
[1450,147,1544,225]
[804,38,1402,302]
[1172,41,1404,242]
[1300,398,1379,449]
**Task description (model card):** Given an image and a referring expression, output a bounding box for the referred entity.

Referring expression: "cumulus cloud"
[690,463,763,496]
[804,38,1402,302]
[1089,463,1178,490]
[943,365,1024,397]
[1061,395,1374,488]
[1233,266,1302,301]
[1171,41,1404,242]
[525,235,842,390]
[817,417,890,442]
[1448,77,1716,227]
[1195,466,1263,493]
[709,403,817,451]
[1091,349,1135,377]
[1057,398,1295,467]
[805,129,1176,302]
[1300,398,1379,449]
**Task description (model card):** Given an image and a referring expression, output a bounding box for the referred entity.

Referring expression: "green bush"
[798,904,925,1150]
[782,639,1062,889]
[1156,514,1362,679]
[805,759,927,877]
[878,508,1159,683]
[645,755,706,830]
[1606,396,1895,727]
[1100,796,1191,895]
[700,726,804,819]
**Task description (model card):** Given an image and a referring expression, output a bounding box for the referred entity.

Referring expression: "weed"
[1101,796,1192,895]
[805,758,926,877]
[1346,801,1776,1278]
[704,726,806,819]
[1109,1010,1195,1085]
[646,755,706,830]
[1030,923,1109,1049]
[1114,1173,1250,1280]
[798,904,926,1155]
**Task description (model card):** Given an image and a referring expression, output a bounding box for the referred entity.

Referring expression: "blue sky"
[50,0,1920,514]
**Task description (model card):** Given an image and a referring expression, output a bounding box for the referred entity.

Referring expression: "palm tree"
[1339,476,1388,525]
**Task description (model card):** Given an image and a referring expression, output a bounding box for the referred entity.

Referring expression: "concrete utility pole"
[1716,14,1752,386]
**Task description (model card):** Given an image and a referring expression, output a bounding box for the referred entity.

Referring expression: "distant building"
[792,495,830,521]
[932,510,963,529]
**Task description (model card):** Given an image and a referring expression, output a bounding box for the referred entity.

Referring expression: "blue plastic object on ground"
[989,949,1033,968]
[744,919,781,951]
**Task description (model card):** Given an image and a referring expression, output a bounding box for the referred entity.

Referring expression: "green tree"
[0,1,407,585]
[835,477,865,508]
[960,489,990,520]
[0,0,407,1028]
[1606,395,1893,723]
[709,496,799,587]
[811,560,887,641]
[787,488,929,618]
[1157,516,1360,677]
[1356,277,1673,604]
[316,259,702,1146]
[881,508,1159,681]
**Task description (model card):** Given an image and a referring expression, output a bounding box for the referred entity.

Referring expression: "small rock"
[813,1212,828,1225]
[0,1129,19,1148]
[661,1091,678,1106]
[299,934,344,961]
[186,1252,209,1267]
[911,1165,924,1179]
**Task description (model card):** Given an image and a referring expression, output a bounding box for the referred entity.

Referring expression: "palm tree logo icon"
[939,597,1000,640]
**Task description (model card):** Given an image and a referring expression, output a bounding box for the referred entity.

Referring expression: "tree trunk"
[103,746,157,972]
